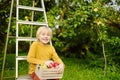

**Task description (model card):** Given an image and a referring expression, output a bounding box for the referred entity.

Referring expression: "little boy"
[27,26,64,80]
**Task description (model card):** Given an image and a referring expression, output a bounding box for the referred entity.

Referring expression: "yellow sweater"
[27,41,63,74]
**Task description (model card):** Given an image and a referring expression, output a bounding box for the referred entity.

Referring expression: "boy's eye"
[42,33,45,36]
[41,33,50,36]
[47,34,51,36]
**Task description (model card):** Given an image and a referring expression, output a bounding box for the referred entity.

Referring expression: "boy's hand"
[56,63,64,73]
[44,60,54,68]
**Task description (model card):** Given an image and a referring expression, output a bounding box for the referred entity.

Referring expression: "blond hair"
[36,26,52,40]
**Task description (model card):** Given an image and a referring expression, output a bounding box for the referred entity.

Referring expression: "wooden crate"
[35,65,63,79]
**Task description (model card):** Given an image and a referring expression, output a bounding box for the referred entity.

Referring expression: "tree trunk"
[102,41,107,77]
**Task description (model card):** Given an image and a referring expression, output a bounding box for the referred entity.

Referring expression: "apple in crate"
[49,62,59,68]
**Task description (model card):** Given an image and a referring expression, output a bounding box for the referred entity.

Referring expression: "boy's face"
[38,31,51,44]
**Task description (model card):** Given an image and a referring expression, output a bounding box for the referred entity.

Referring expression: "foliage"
[0,0,12,54]
[47,0,120,65]
[105,37,120,65]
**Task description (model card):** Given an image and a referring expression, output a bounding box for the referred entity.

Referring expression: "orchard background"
[0,0,120,80]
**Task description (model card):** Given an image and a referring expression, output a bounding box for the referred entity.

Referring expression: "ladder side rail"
[16,0,19,39]
[41,0,48,27]
[16,58,18,79]
[30,0,35,45]
[16,0,19,56]
[16,22,19,57]
[16,39,19,78]
[16,0,19,79]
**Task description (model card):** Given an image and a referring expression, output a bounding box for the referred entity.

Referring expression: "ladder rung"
[17,5,44,11]
[17,75,32,80]
[16,37,36,41]
[16,56,27,60]
[17,20,48,26]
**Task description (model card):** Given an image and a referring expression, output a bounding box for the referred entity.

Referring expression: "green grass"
[61,57,120,80]
[0,54,120,80]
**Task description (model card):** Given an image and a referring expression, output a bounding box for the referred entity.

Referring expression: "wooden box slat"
[35,65,63,79]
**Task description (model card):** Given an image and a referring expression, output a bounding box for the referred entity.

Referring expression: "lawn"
[0,54,120,80]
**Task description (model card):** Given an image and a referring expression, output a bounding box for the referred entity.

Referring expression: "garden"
[0,0,120,80]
